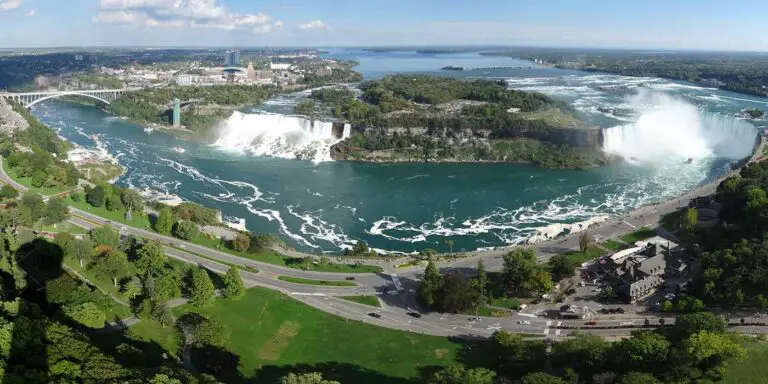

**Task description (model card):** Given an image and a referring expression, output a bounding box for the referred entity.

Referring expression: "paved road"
[5,154,768,340]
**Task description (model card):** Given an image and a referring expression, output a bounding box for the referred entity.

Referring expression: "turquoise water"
[32,50,768,254]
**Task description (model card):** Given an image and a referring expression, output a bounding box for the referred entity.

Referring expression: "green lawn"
[601,239,626,252]
[340,295,381,307]
[462,306,513,318]
[62,260,132,322]
[132,287,477,383]
[2,160,72,195]
[277,276,357,287]
[35,221,89,235]
[489,297,521,309]
[67,196,153,229]
[559,245,606,266]
[620,228,657,244]
[723,342,768,384]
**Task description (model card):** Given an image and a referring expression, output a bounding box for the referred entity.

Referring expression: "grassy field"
[67,196,153,229]
[489,297,521,309]
[558,245,606,266]
[278,276,357,287]
[723,341,768,384]
[601,239,626,252]
[62,259,132,322]
[36,221,89,235]
[340,295,380,307]
[620,228,657,244]
[189,236,382,273]
[132,287,477,383]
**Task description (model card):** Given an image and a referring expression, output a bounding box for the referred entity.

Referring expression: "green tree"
[520,372,567,384]
[153,269,183,302]
[43,197,70,225]
[525,270,554,297]
[21,191,46,221]
[618,373,660,384]
[90,250,132,286]
[0,184,18,199]
[681,207,698,234]
[612,331,670,372]
[63,302,107,329]
[579,231,594,252]
[105,194,125,212]
[155,207,175,234]
[173,220,199,240]
[178,314,230,347]
[135,240,167,276]
[187,267,215,307]
[502,248,537,295]
[435,270,479,313]
[222,266,245,300]
[54,232,74,250]
[66,238,95,267]
[551,333,608,378]
[476,260,488,303]
[70,190,83,202]
[549,254,574,282]
[149,374,182,384]
[89,226,120,249]
[669,312,727,343]
[418,260,441,307]
[232,232,251,252]
[429,365,496,384]
[683,330,745,365]
[86,185,106,207]
[120,189,144,212]
[279,372,340,384]
[444,239,454,255]
[121,277,143,299]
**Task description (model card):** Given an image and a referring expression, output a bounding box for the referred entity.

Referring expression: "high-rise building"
[224,50,241,66]
[172,98,181,127]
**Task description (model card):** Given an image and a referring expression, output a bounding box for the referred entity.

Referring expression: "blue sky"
[1,0,768,50]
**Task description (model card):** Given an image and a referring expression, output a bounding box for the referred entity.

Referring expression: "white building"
[270,62,292,71]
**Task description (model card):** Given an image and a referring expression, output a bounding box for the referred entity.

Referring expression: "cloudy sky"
[1,0,767,50]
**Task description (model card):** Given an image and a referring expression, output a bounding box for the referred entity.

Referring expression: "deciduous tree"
[579,231,594,252]
[222,266,245,300]
[173,220,199,240]
[418,260,441,307]
[155,207,175,234]
[86,185,106,207]
[232,232,251,252]
[135,240,167,276]
[44,197,70,225]
[187,267,215,307]
[63,302,107,329]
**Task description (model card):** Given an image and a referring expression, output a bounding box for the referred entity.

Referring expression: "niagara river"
[30,49,767,254]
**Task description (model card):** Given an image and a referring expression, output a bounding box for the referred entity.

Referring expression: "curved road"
[4,156,767,340]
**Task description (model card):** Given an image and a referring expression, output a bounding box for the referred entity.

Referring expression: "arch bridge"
[0,88,137,108]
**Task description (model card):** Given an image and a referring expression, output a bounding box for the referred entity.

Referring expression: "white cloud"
[93,0,276,32]
[0,0,22,12]
[25,9,35,17]
[298,20,331,31]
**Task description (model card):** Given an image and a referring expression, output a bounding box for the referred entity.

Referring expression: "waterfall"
[213,111,346,162]
[602,90,758,162]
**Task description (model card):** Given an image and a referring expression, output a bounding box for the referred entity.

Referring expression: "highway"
[4,155,768,340]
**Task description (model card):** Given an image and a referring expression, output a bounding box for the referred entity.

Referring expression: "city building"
[224,50,241,66]
[270,62,291,71]
[594,237,689,303]
[247,62,256,81]
[316,66,333,77]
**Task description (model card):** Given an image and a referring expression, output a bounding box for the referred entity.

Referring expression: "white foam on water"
[212,111,350,163]
[603,89,758,162]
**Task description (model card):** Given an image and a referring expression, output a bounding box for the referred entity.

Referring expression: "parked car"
[518,320,531,325]
[616,308,625,314]
[664,293,676,301]
[368,312,381,318]
[599,308,609,314]
[345,277,356,281]
[566,288,577,295]
[407,312,422,318]
[585,320,598,326]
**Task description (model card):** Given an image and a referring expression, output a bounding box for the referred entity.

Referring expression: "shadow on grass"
[253,362,422,384]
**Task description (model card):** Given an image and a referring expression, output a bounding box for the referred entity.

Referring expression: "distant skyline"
[2,0,768,51]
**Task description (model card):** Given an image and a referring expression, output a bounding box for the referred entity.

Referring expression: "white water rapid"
[602,90,758,163]
[213,111,351,162]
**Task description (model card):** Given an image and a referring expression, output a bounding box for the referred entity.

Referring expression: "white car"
[664,293,676,301]
[518,320,531,325]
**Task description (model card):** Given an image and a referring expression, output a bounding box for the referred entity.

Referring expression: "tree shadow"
[253,362,417,384]
[5,238,194,383]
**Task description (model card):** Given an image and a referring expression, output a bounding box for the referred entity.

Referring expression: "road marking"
[290,292,327,296]
[555,329,561,336]
[518,313,536,318]
[546,321,552,326]
[557,321,563,327]
[544,328,550,335]
[390,274,404,291]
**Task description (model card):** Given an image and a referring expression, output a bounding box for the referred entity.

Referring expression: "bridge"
[0,88,138,108]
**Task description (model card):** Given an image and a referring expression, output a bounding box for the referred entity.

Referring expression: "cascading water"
[602,90,758,162]
[213,111,351,162]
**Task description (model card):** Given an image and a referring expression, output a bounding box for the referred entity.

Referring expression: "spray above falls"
[602,90,758,163]
[213,111,351,162]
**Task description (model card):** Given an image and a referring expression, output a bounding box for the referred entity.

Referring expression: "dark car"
[407,312,422,318]
[368,312,381,318]
[345,277,356,281]
[616,308,625,314]
[599,308,609,314]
